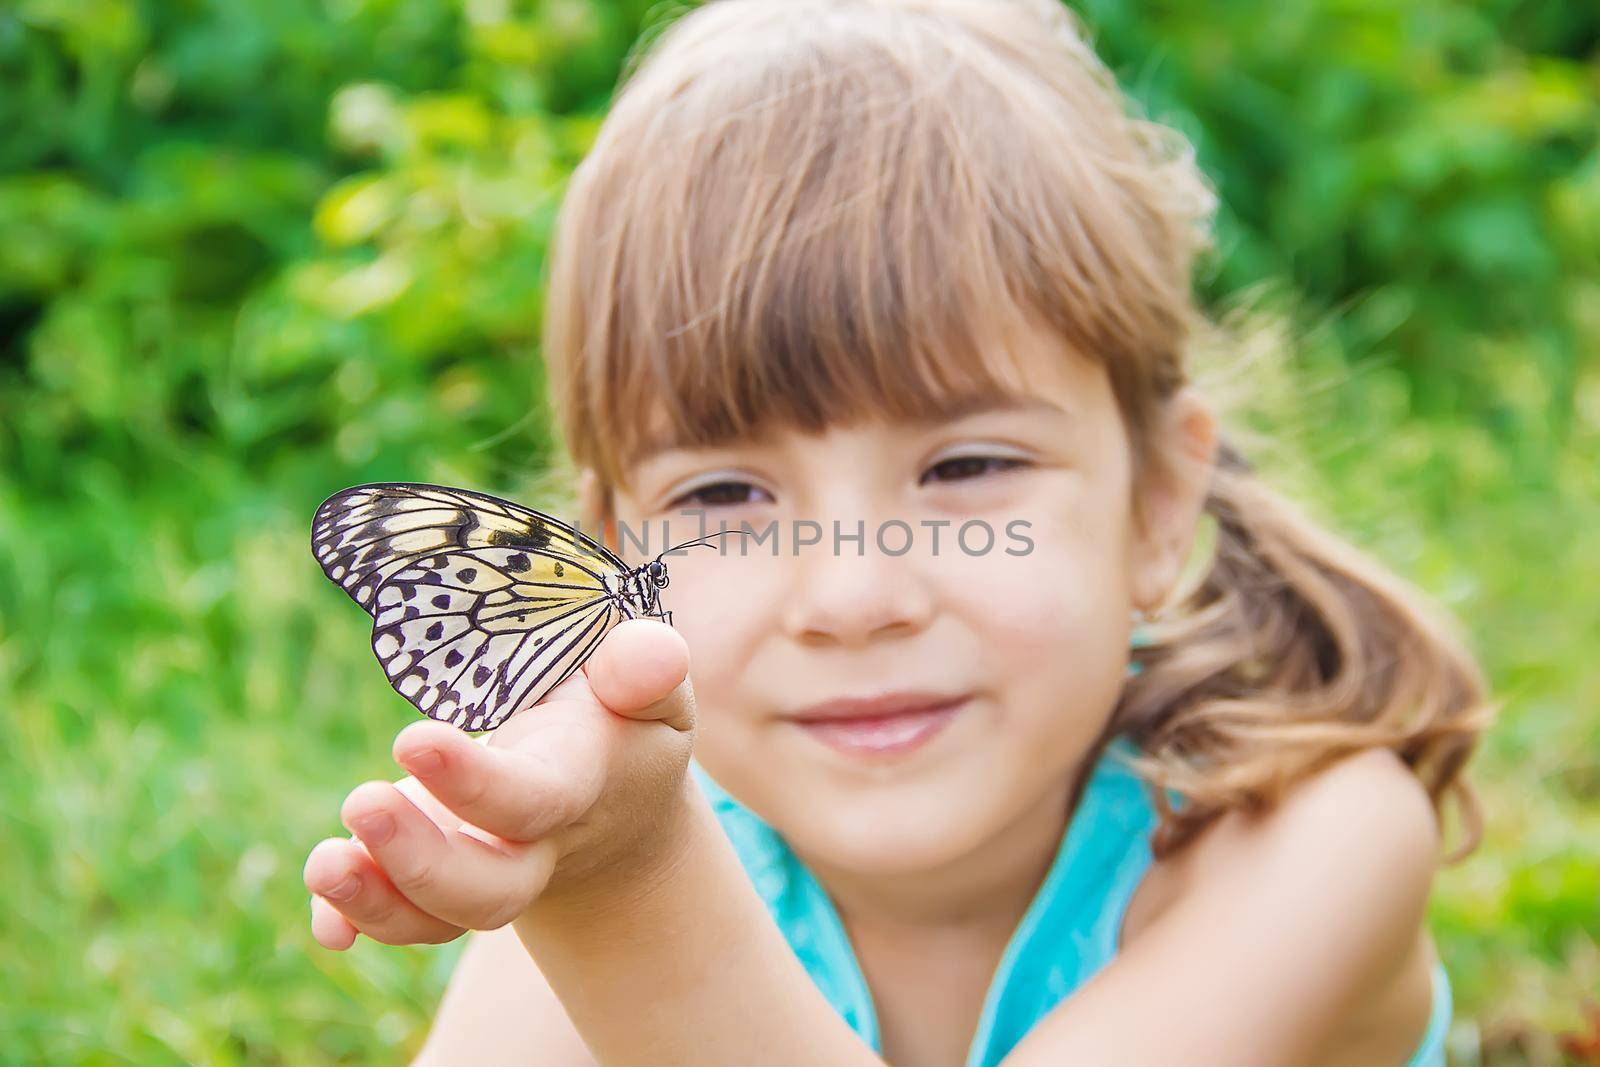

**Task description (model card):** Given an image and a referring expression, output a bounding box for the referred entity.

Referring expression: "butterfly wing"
[369,548,622,730]
[312,483,632,730]
[312,482,629,610]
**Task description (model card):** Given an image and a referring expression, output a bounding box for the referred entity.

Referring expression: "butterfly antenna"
[659,528,755,558]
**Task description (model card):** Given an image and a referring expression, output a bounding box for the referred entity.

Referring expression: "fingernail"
[403,747,443,775]
[350,811,395,846]
[323,874,360,901]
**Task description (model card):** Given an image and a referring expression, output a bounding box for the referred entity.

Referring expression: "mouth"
[782,691,970,760]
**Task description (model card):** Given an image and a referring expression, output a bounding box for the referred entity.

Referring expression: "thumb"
[581,618,695,732]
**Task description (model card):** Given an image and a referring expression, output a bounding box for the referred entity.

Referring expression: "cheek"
[649,555,777,710]
[953,510,1134,707]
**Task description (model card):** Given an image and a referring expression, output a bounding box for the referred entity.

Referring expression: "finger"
[387,737,516,831]
[340,779,560,928]
[392,772,460,827]
[393,714,610,843]
[304,836,463,946]
[310,894,359,950]
[581,618,694,730]
[541,659,598,705]
[474,641,601,730]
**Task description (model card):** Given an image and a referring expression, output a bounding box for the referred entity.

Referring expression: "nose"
[779,524,937,646]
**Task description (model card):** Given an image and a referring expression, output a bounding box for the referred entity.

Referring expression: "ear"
[1129,387,1218,615]
[576,467,622,556]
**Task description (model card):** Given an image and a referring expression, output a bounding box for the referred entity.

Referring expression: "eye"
[919,455,1030,485]
[667,479,773,509]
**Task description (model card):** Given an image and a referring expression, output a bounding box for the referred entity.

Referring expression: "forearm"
[512,777,884,1067]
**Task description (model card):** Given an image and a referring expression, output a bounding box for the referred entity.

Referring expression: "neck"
[795,761,1089,935]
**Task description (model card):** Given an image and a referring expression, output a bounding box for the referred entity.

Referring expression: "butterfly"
[311,482,739,732]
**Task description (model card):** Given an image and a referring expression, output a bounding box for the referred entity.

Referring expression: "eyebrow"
[623,393,1067,472]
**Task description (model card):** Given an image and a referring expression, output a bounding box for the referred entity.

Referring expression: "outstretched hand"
[303,618,696,949]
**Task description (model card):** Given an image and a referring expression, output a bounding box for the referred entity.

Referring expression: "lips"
[784,691,969,759]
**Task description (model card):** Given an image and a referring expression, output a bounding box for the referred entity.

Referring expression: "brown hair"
[540,0,1491,860]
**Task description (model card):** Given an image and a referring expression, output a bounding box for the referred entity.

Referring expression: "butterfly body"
[311,482,680,732]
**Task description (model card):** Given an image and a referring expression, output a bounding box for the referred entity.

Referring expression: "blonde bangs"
[542,0,1213,490]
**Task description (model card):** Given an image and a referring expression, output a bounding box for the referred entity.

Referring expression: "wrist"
[519,763,704,927]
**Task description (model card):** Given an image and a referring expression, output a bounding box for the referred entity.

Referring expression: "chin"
[776,775,1005,875]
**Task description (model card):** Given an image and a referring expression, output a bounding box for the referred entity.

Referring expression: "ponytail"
[1116,437,1494,862]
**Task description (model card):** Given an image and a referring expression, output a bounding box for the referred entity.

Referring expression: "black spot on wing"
[487,524,553,551]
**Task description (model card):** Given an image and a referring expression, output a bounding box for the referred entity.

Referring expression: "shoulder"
[1210,746,1440,876]
[1129,747,1440,926]
[1155,746,1438,899]
[1177,751,1440,940]
[1115,748,1443,1062]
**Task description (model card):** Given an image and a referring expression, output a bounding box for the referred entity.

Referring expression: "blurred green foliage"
[1,0,1596,1063]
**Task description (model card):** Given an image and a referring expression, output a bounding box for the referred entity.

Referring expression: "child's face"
[593,318,1210,875]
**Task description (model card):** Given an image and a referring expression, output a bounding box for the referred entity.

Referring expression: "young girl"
[302,1,1491,1063]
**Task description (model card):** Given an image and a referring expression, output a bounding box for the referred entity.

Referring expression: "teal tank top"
[690,735,1451,1067]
